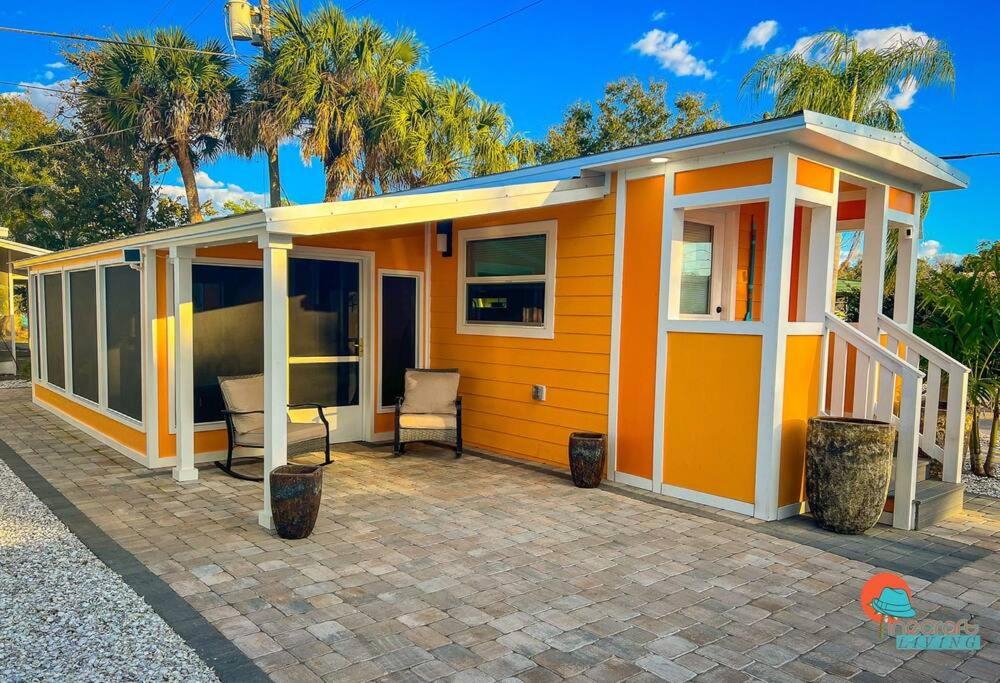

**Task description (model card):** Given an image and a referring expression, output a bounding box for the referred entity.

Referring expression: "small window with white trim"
[457,221,557,339]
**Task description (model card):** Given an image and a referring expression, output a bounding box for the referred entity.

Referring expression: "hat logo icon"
[861,573,917,637]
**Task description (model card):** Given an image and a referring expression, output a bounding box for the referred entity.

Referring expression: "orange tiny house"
[17,111,971,531]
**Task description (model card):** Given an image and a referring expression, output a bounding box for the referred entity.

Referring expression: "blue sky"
[2,0,998,257]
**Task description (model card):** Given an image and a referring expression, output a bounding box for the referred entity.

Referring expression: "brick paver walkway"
[2,388,998,682]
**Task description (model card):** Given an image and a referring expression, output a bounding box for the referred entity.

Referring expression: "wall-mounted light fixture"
[436,220,453,257]
[650,156,669,164]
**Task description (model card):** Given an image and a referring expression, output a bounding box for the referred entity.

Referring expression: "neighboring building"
[1,230,49,376]
[16,112,971,532]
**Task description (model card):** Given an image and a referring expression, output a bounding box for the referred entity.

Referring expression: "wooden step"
[883,480,965,529]
[889,454,931,489]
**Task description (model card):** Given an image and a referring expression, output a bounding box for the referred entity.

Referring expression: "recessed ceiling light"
[650,157,669,163]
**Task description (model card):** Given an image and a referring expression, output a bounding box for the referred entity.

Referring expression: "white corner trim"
[607,173,627,478]
[753,149,797,522]
[612,471,654,491]
[33,394,147,466]
[777,500,807,519]
[659,483,756,517]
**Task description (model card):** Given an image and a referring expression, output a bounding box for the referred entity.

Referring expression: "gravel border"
[0,439,268,683]
[963,418,1000,498]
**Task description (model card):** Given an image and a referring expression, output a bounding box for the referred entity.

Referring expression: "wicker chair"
[393,368,462,458]
[217,373,331,481]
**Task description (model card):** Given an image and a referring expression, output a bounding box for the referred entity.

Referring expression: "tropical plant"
[74,28,244,223]
[226,48,296,208]
[538,77,724,163]
[269,1,533,200]
[741,28,955,132]
[916,244,1000,477]
[388,77,534,191]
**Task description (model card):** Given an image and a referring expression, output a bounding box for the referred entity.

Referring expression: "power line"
[5,126,140,155]
[345,0,373,9]
[184,0,218,30]
[430,0,544,51]
[0,25,235,57]
[941,151,1000,160]
[149,0,177,24]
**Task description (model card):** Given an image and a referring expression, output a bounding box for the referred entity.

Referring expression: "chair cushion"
[400,369,459,415]
[237,421,328,448]
[399,413,457,430]
[219,374,265,434]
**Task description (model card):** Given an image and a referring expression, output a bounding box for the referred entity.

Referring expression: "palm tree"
[227,50,297,207]
[76,29,244,223]
[741,29,955,131]
[386,78,534,192]
[268,2,418,201]
[269,1,533,200]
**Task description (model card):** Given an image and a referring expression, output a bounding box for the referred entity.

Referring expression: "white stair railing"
[821,314,925,530]
[877,314,970,484]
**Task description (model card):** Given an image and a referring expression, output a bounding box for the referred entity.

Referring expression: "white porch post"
[753,150,797,521]
[893,194,920,329]
[652,165,681,492]
[258,233,292,530]
[170,246,197,482]
[853,184,889,417]
[142,248,160,464]
[803,196,839,321]
[4,253,15,374]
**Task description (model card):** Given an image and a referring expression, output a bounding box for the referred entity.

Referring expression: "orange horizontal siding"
[432,189,616,468]
[674,158,773,196]
[889,187,915,215]
[35,384,146,455]
[663,333,760,503]
[796,158,835,193]
[779,334,822,507]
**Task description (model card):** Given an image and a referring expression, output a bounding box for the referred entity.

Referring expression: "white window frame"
[29,256,145,432]
[456,220,557,340]
[377,269,424,413]
[676,207,739,322]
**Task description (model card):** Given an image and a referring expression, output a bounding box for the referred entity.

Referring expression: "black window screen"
[289,362,359,407]
[380,275,417,407]
[69,270,99,402]
[43,273,65,388]
[104,265,142,420]
[289,258,359,357]
[192,265,263,423]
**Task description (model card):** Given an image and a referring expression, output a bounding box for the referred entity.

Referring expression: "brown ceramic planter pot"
[569,432,606,488]
[806,417,895,534]
[270,464,323,539]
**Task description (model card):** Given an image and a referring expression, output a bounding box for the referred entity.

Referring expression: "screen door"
[287,256,364,441]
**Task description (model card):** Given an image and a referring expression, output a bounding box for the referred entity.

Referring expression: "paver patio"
[1,387,999,682]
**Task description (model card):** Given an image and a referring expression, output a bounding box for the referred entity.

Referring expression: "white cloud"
[887,76,918,110]
[631,29,715,79]
[45,61,67,69]
[919,239,962,264]
[194,170,226,189]
[741,20,778,50]
[161,171,266,213]
[919,239,941,259]
[0,78,73,119]
[791,25,934,111]
[652,10,666,20]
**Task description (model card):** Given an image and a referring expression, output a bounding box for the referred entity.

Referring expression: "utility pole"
[258,0,281,209]
[227,0,282,208]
